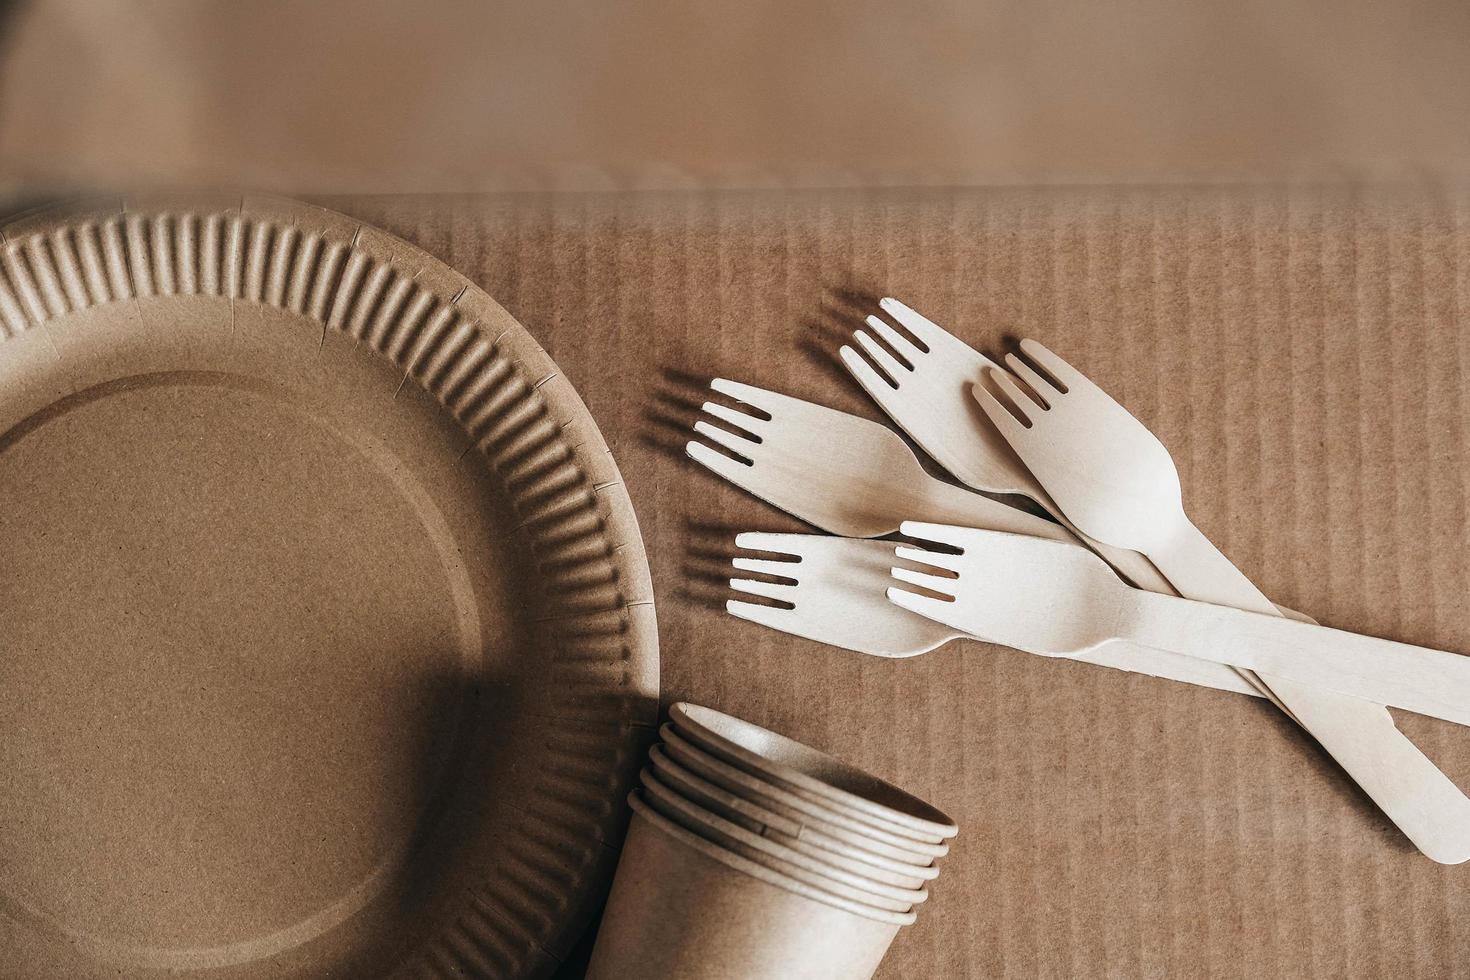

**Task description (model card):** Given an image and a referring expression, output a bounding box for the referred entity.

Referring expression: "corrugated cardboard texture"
[2,1,1469,191]
[337,186,1470,977]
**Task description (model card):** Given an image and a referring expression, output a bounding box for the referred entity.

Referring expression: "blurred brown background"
[2,4,1468,978]
[0,0,1467,191]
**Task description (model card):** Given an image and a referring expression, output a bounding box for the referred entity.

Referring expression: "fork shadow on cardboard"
[640,282,911,454]
[794,311,864,394]
[640,367,806,611]
[795,285,905,396]
[679,518,750,613]
[681,515,810,616]
[639,366,720,467]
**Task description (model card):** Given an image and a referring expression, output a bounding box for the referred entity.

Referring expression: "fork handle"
[1246,677,1470,864]
[1129,593,1470,726]
[1030,487,1175,591]
[1140,518,1470,865]
[1042,505,1311,621]
[1138,518,1298,712]
[1038,507,1295,708]
[1149,518,1278,615]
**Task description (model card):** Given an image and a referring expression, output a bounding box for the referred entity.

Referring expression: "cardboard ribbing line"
[0,195,658,979]
[335,187,1470,978]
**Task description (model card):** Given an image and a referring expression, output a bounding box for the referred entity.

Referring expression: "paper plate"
[0,195,658,979]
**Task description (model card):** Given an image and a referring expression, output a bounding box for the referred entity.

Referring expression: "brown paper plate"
[0,195,658,979]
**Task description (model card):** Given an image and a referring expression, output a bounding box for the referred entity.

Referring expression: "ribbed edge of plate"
[0,194,659,979]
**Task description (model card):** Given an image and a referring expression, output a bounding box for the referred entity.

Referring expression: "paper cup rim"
[625,791,917,927]
[660,725,950,861]
[670,704,957,840]
[639,767,929,908]
[649,744,941,883]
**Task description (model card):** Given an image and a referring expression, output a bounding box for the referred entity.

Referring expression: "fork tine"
[1017,339,1088,392]
[709,378,790,416]
[727,598,797,630]
[734,531,802,555]
[686,440,752,483]
[973,367,1040,438]
[897,520,970,549]
[895,545,960,573]
[730,577,796,601]
[701,401,766,433]
[890,565,958,598]
[1003,351,1061,402]
[864,314,922,363]
[988,367,1042,417]
[839,344,895,393]
[973,382,1034,451]
[877,297,946,349]
[693,419,758,455]
[886,585,956,621]
[853,330,909,385]
[732,556,801,579]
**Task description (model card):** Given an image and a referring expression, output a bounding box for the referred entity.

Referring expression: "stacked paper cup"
[587,703,958,980]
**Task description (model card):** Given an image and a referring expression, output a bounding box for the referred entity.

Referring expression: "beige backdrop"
[0,1,1467,191]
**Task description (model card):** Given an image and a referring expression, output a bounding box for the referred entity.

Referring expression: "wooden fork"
[973,340,1470,865]
[727,531,1262,697]
[839,298,1303,709]
[839,297,1172,595]
[685,378,1069,541]
[886,523,1470,728]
